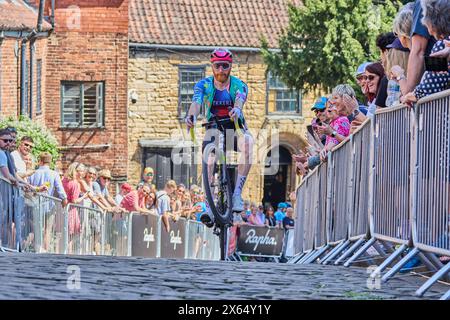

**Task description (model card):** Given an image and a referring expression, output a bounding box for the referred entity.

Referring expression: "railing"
[292,89,450,299]
[0,180,220,260]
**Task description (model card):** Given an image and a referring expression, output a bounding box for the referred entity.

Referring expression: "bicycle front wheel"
[202,143,233,225]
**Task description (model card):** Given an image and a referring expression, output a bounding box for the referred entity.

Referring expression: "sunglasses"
[212,62,231,70]
[0,138,13,143]
[358,75,376,81]
[23,143,34,148]
[314,109,325,113]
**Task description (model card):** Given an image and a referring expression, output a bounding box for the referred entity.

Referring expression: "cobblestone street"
[0,253,448,300]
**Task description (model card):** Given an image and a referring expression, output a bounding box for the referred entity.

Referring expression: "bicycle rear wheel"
[202,143,233,226]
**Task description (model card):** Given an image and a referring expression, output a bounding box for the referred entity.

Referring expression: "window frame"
[266,72,302,115]
[177,65,206,119]
[60,81,105,128]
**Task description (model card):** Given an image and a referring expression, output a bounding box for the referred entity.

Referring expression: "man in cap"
[94,169,124,212]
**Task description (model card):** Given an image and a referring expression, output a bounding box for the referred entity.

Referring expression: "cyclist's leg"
[233,125,254,212]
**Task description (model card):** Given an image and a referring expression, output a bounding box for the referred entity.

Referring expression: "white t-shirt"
[11,151,26,175]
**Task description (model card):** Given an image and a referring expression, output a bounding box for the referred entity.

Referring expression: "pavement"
[0,252,448,300]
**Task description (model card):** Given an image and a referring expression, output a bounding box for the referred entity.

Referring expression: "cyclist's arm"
[234,81,248,110]
[187,80,206,118]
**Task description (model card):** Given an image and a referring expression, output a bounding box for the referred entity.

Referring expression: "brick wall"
[0,36,47,124]
[44,0,129,181]
[128,49,315,202]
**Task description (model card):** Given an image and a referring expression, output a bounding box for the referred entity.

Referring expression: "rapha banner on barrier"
[131,214,159,257]
[160,218,186,258]
[237,225,285,256]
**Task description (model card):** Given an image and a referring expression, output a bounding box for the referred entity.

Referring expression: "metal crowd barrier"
[66,203,104,255]
[103,212,132,256]
[185,220,206,259]
[0,178,18,251]
[412,90,450,299]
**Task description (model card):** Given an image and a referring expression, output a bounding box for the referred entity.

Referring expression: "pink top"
[62,177,81,204]
[248,213,265,226]
[326,116,350,146]
[120,190,145,212]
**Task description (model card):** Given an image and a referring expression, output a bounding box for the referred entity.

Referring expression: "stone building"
[128,0,314,206]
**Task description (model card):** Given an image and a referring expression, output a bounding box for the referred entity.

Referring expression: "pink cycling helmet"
[210,48,233,63]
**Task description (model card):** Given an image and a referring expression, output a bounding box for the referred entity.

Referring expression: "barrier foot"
[334,238,365,265]
[370,244,407,279]
[372,241,388,257]
[440,289,450,301]
[304,245,330,264]
[416,263,450,297]
[417,252,438,273]
[381,247,420,283]
[320,241,345,265]
[288,252,305,264]
[322,240,350,265]
[298,250,316,264]
[343,237,376,267]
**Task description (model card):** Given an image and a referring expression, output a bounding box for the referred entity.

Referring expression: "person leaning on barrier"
[401,0,450,105]
[11,136,36,180]
[264,206,277,227]
[0,129,19,185]
[93,169,125,213]
[247,203,265,226]
[28,152,68,207]
[156,180,177,232]
[120,184,154,215]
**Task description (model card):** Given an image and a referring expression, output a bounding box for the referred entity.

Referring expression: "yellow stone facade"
[128,49,316,203]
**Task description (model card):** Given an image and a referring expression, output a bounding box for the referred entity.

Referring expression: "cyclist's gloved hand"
[229,107,242,120]
[185,115,196,129]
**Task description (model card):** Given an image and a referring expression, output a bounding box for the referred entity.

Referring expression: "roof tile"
[0,0,52,32]
[129,0,300,48]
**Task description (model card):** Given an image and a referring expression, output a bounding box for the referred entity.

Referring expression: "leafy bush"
[0,116,60,168]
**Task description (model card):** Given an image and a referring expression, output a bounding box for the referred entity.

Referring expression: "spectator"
[145,189,158,215]
[295,97,351,172]
[282,207,295,231]
[274,202,287,228]
[28,152,67,206]
[138,167,154,189]
[376,32,397,69]
[0,129,18,184]
[401,0,450,104]
[191,186,208,222]
[156,180,177,232]
[264,205,277,227]
[354,63,372,115]
[310,97,329,146]
[247,203,265,226]
[120,184,153,214]
[83,167,109,211]
[405,0,436,93]
[364,62,388,113]
[430,39,450,61]
[11,136,35,179]
[93,169,122,212]
[62,163,90,205]
[115,183,132,205]
[330,84,367,132]
[386,38,410,95]
[244,200,251,216]
[175,183,192,219]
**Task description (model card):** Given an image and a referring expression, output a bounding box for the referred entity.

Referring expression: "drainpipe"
[51,0,55,29]
[37,0,46,32]
[29,40,35,119]
[20,39,27,116]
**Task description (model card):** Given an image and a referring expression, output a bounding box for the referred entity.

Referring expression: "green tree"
[0,116,60,168]
[261,0,403,94]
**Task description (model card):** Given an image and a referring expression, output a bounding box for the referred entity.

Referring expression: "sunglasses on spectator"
[23,143,34,148]
[0,138,13,143]
[212,62,231,70]
[314,109,325,114]
[146,173,154,177]
[359,75,376,81]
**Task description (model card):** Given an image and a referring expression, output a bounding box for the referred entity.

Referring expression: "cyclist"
[185,48,254,227]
